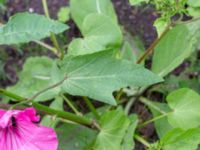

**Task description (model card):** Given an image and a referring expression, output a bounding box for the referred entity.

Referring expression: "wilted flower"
[0,108,58,150]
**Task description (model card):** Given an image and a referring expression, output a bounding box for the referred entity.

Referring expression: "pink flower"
[0,108,58,150]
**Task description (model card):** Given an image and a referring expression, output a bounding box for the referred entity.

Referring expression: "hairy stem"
[138,113,170,128]
[61,94,82,116]
[33,40,58,55]
[83,97,100,119]
[41,0,64,59]
[0,89,95,128]
[136,25,171,64]
[134,134,151,148]
[140,97,167,115]
[28,76,68,100]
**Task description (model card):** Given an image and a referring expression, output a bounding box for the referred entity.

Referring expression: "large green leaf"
[68,14,122,56]
[7,57,61,101]
[161,128,200,150]
[167,88,200,129]
[56,123,97,150]
[0,12,68,45]
[149,102,173,138]
[92,109,130,150]
[59,51,163,105]
[70,0,117,30]
[152,21,200,77]
[122,115,138,150]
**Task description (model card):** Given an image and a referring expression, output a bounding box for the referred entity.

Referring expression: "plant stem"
[83,97,100,119]
[41,0,64,59]
[134,134,150,148]
[124,97,136,115]
[28,76,68,100]
[33,40,58,55]
[140,97,167,115]
[138,113,170,128]
[61,94,82,116]
[0,89,94,128]
[136,25,171,64]
[116,88,123,102]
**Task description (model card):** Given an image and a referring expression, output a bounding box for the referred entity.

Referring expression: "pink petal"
[0,108,58,150]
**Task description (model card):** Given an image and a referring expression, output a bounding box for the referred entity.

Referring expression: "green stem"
[83,97,100,119]
[124,97,136,115]
[41,0,64,59]
[28,76,68,100]
[61,94,82,116]
[33,40,58,55]
[0,89,94,127]
[140,97,167,115]
[134,134,150,148]
[136,24,171,64]
[116,88,123,102]
[138,113,170,128]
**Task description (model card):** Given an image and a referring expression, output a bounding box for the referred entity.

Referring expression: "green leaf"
[188,0,200,7]
[7,57,60,101]
[187,7,200,17]
[57,7,70,22]
[121,41,137,63]
[149,102,173,138]
[68,14,122,56]
[0,12,68,45]
[161,128,200,150]
[92,109,130,150]
[154,18,169,37]
[167,88,200,129]
[122,115,138,150]
[56,123,97,150]
[59,51,163,105]
[70,0,117,30]
[129,0,149,5]
[152,21,200,77]
[41,96,64,128]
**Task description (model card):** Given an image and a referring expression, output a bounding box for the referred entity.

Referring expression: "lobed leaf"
[68,13,122,56]
[92,109,130,150]
[0,12,68,45]
[59,51,163,105]
[167,88,200,129]
[161,128,200,150]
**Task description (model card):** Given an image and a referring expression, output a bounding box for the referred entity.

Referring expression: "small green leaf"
[129,0,149,5]
[122,115,138,150]
[57,7,70,23]
[154,18,169,37]
[59,51,163,105]
[0,12,68,45]
[149,102,173,138]
[56,123,97,150]
[152,21,200,77]
[161,128,200,150]
[70,0,117,30]
[7,57,59,101]
[92,109,130,150]
[68,14,122,56]
[167,88,200,129]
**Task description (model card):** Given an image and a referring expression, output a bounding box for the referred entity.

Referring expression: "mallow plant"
[0,0,200,149]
